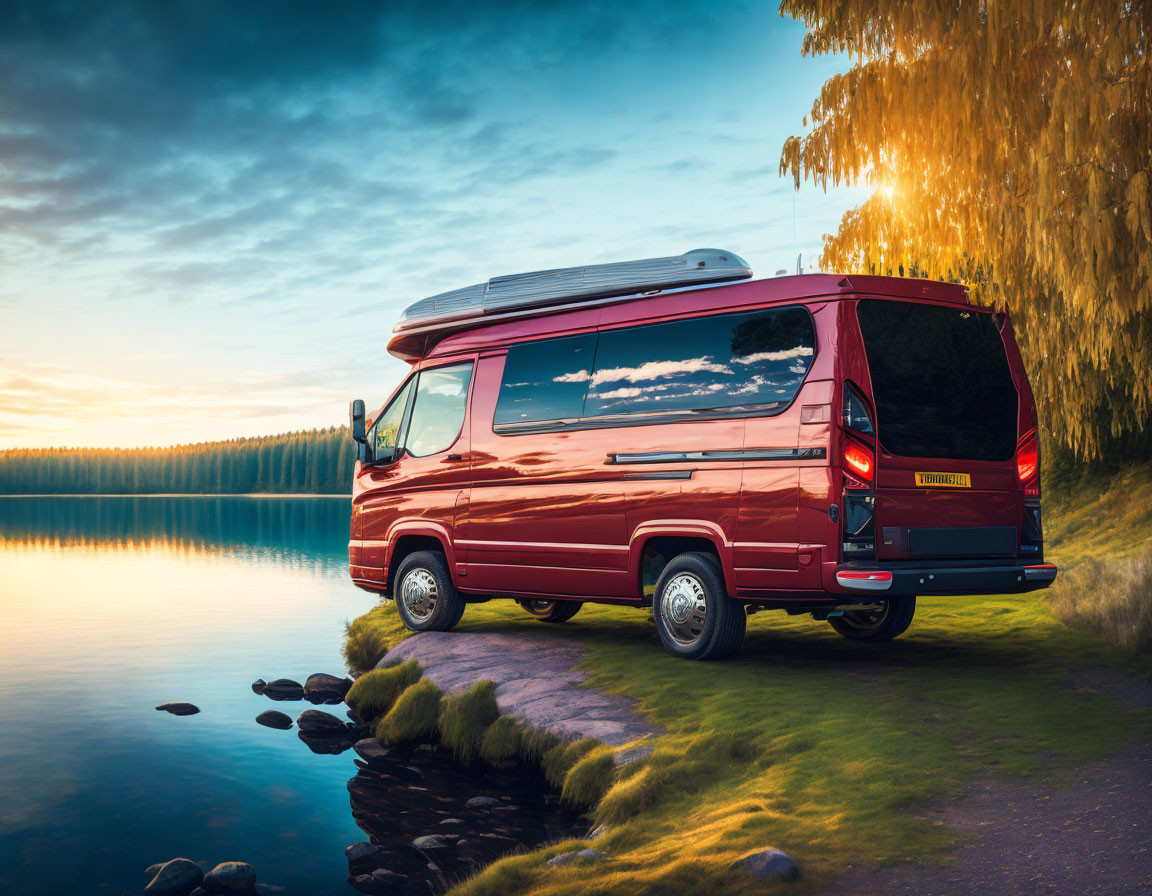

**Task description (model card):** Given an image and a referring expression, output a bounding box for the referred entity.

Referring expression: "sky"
[0,0,866,449]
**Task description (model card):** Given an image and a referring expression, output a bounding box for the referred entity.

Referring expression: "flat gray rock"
[155,702,200,716]
[353,738,390,763]
[733,848,799,881]
[379,630,657,747]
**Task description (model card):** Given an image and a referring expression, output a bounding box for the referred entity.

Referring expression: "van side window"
[370,377,415,462]
[585,307,815,419]
[405,363,473,457]
[494,333,597,425]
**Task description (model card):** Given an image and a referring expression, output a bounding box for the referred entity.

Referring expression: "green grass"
[345,460,1152,895]
[1043,459,1152,652]
[345,660,422,721]
[375,678,443,744]
[438,680,501,762]
[479,716,524,764]
[560,745,616,808]
[343,611,391,672]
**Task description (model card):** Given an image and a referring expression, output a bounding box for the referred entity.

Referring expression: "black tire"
[829,595,916,641]
[517,598,582,623]
[653,552,745,660]
[393,550,466,632]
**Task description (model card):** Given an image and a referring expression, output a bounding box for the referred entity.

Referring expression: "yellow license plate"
[915,472,971,488]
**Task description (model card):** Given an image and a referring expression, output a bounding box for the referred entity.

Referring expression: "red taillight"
[1016,431,1038,486]
[844,441,874,482]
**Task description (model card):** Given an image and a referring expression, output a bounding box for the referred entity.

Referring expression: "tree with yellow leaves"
[780,0,1151,458]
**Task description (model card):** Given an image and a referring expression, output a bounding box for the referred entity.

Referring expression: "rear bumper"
[835,562,1057,595]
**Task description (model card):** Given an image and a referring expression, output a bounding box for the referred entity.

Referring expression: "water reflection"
[0,495,351,560]
[0,497,367,896]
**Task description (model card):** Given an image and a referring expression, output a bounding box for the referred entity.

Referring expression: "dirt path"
[378,629,658,747]
[822,670,1152,896]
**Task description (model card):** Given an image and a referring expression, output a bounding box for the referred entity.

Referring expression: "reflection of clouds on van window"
[552,370,592,384]
[590,356,732,386]
[426,379,465,397]
[583,307,817,419]
[732,345,813,365]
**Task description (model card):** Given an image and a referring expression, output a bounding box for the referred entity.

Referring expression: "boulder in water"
[304,672,352,704]
[297,709,348,734]
[251,679,267,695]
[262,679,304,701]
[255,710,293,730]
[155,703,200,716]
[202,861,258,893]
[144,858,203,895]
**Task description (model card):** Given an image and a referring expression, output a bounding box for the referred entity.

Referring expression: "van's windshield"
[856,299,1018,462]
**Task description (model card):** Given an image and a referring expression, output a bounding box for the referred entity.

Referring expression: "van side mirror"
[349,399,366,444]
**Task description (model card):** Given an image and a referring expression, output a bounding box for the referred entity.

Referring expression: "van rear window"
[855,300,1018,461]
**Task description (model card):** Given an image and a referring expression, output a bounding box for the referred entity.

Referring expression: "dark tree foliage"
[0,427,354,495]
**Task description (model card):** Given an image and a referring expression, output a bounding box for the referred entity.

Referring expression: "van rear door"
[853,298,1023,563]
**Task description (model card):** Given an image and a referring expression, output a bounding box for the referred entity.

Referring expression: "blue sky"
[0,0,865,448]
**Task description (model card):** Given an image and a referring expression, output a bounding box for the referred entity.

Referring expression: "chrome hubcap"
[400,568,438,621]
[660,573,708,645]
[528,600,555,612]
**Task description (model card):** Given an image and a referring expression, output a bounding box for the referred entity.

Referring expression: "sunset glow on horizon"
[0,2,865,450]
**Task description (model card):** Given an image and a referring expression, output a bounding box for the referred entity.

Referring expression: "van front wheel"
[653,552,745,660]
[517,599,582,623]
[393,551,466,632]
[829,596,916,641]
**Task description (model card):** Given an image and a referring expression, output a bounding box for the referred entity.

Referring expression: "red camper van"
[347,250,1056,659]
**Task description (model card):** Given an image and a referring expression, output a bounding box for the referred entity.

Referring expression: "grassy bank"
[343,462,1152,894]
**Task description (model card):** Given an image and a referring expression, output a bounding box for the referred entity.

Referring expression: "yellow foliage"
[779,0,1152,458]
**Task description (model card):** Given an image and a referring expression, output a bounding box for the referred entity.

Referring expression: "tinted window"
[856,300,1018,461]
[405,363,473,457]
[494,333,597,425]
[371,377,414,461]
[584,307,815,418]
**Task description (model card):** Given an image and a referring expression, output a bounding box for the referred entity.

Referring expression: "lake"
[0,496,374,895]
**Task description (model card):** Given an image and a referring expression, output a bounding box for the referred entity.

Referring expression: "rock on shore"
[379,631,657,746]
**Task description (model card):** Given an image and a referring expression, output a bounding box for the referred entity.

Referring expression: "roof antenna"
[796,253,802,275]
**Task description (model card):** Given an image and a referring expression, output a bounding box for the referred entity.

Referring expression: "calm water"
[0,496,373,895]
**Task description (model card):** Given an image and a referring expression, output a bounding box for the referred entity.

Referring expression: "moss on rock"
[346,660,422,722]
[375,678,442,744]
[480,715,524,764]
[438,680,501,762]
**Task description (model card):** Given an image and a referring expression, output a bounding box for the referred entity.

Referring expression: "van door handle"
[446,453,464,462]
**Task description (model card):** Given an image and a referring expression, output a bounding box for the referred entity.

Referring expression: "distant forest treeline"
[0,427,353,494]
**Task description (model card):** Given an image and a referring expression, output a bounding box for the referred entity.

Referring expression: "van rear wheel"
[829,596,916,641]
[653,552,745,660]
[393,550,465,632]
[517,599,582,623]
